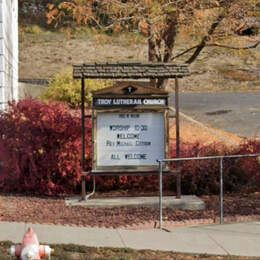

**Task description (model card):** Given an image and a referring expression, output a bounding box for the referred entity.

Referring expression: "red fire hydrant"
[9,227,53,259]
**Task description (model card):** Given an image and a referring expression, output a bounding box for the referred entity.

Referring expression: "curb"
[121,214,260,230]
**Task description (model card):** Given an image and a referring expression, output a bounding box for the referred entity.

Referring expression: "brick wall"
[0,0,18,110]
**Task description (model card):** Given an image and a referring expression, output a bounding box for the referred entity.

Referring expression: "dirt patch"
[19,32,147,79]
[19,31,260,92]
[169,118,242,146]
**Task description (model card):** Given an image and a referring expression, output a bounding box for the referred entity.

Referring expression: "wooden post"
[81,78,86,200]
[175,77,181,198]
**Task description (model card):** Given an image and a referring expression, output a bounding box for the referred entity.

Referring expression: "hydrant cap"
[22,227,39,246]
[28,227,34,233]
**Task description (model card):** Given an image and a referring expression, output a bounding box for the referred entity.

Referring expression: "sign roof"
[92,82,169,96]
[73,62,189,79]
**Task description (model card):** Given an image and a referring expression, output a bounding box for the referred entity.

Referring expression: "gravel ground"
[0,193,259,229]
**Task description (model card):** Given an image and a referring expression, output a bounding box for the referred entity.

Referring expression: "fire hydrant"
[9,227,53,259]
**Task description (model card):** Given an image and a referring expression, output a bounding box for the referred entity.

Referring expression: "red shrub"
[0,139,14,178]
[168,140,260,195]
[0,99,91,195]
[0,99,258,195]
[233,140,260,191]
[91,141,259,195]
[169,142,222,195]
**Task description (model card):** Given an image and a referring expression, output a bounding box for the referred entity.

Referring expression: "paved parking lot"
[170,92,260,138]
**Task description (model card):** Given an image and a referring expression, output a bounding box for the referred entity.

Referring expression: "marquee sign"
[96,112,165,167]
[92,83,169,172]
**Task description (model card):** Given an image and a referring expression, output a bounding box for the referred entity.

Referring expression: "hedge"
[0,99,259,195]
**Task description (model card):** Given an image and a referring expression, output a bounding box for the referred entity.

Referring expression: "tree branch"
[171,45,199,61]
[171,41,260,61]
[207,41,260,50]
[185,12,226,64]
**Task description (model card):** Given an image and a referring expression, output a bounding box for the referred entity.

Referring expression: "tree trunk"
[163,13,178,62]
[156,12,178,88]
[148,21,157,87]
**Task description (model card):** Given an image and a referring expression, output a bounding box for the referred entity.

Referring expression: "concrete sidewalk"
[0,221,259,257]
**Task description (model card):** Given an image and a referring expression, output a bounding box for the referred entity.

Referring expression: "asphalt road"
[170,92,260,138]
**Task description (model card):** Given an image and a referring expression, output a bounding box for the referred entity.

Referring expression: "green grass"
[19,24,146,46]
[22,24,45,35]
[0,241,258,260]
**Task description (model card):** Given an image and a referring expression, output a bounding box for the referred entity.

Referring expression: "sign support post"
[220,157,224,224]
[175,77,181,198]
[159,160,163,229]
[81,78,86,200]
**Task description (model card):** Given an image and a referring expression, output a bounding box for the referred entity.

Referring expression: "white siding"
[0,0,18,110]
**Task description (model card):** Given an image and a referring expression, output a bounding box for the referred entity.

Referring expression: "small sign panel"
[96,112,165,167]
[93,98,167,107]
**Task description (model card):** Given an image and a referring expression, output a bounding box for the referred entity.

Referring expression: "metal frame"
[158,153,260,229]
[92,109,169,173]
[80,77,182,200]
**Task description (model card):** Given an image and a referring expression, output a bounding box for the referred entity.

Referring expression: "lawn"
[0,241,258,260]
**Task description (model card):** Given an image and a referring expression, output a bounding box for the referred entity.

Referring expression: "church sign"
[93,97,167,107]
[92,83,169,173]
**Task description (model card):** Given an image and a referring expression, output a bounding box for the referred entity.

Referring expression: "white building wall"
[0,0,18,110]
